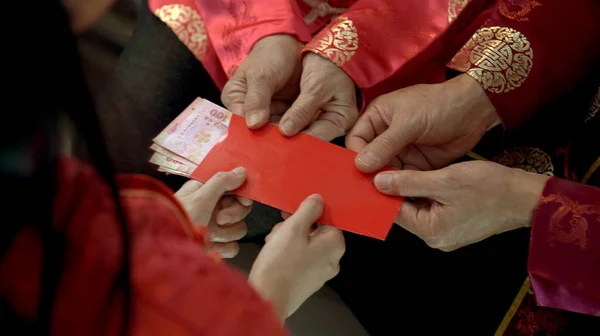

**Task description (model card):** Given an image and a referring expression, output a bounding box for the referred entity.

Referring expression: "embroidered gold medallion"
[493,147,554,176]
[451,27,533,93]
[155,4,208,60]
[448,0,469,23]
[305,16,359,66]
[584,88,599,123]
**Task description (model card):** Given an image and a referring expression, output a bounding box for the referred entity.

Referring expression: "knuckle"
[375,135,398,155]
[289,102,316,124]
[328,262,341,278]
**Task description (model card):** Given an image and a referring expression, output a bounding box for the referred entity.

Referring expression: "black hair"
[0,1,130,334]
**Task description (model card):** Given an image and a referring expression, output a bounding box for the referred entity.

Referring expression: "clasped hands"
[220,34,549,252]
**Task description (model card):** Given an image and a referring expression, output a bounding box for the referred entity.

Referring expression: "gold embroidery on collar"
[499,0,542,22]
[155,4,208,60]
[448,0,469,23]
[584,88,599,123]
[452,27,533,93]
[493,147,554,176]
[305,16,358,66]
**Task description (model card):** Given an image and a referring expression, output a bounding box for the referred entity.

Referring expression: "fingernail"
[232,167,245,175]
[308,194,323,204]
[280,120,296,135]
[374,173,393,191]
[217,214,232,225]
[357,151,379,167]
[247,115,260,128]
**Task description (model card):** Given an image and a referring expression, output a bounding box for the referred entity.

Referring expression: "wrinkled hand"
[279,52,358,141]
[175,167,252,258]
[347,74,499,172]
[221,35,303,128]
[373,161,549,251]
[249,194,345,319]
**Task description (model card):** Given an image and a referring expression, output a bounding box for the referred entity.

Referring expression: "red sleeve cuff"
[528,177,600,315]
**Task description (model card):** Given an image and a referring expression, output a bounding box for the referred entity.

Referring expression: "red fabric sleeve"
[528,177,600,316]
[303,0,501,108]
[447,0,600,129]
[149,0,312,88]
[192,0,312,78]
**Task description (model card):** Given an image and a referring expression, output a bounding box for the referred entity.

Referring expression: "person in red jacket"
[0,1,345,334]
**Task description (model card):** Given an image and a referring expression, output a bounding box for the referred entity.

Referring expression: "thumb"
[244,72,276,129]
[354,107,419,173]
[282,194,324,237]
[280,91,322,136]
[374,169,449,202]
[194,167,248,212]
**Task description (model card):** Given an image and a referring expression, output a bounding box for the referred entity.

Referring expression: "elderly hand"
[373,161,549,251]
[221,35,304,128]
[278,52,358,141]
[347,74,499,172]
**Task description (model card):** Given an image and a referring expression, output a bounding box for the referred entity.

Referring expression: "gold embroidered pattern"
[538,193,600,249]
[499,0,542,22]
[448,0,469,23]
[493,147,554,176]
[155,4,207,60]
[584,88,599,123]
[452,27,533,93]
[305,16,358,66]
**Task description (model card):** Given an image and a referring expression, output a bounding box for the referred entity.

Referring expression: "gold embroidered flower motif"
[451,27,534,93]
[155,4,207,60]
[499,0,542,22]
[305,16,358,66]
[584,88,599,123]
[194,131,211,143]
[493,147,554,176]
[448,0,469,23]
[539,193,600,249]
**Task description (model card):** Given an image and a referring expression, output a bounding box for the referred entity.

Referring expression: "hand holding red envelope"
[151,98,403,240]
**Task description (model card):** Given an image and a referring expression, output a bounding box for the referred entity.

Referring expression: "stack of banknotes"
[149,98,232,177]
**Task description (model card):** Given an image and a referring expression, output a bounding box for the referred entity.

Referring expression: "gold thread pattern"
[451,27,534,93]
[584,88,599,123]
[448,0,469,23]
[493,147,554,176]
[305,16,359,66]
[155,4,207,60]
[499,0,542,22]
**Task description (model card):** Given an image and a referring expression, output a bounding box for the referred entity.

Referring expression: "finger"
[393,201,429,239]
[352,100,420,172]
[280,92,322,136]
[221,77,246,116]
[215,201,252,225]
[208,221,248,243]
[304,106,357,141]
[244,73,275,129]
[345,108,390,153]
[284,194,324,236]
[280,211,292,220]
[210,242,240,259]
[236,195,253,207]
[310,225,345,259]
[355,121,418,173]
[374,169,449,202]
[265,222,284,242]
[174,180,205,198]
[195,167,247,214]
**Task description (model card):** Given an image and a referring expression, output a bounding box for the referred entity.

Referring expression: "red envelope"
[191,115,403,240]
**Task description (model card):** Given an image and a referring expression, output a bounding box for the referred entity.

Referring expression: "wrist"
[254,34,303,53]
[248,271,289,320]
[445,74,499,130]
[508,169,550,228]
